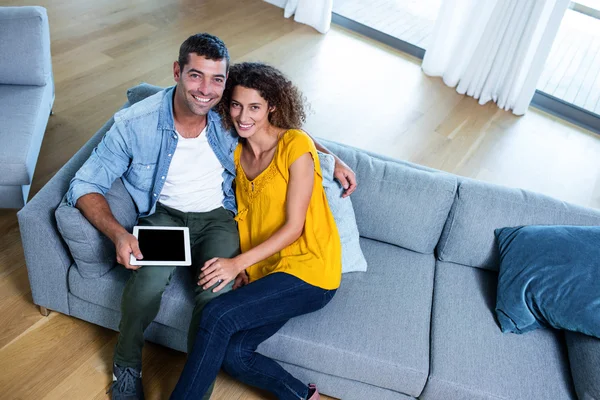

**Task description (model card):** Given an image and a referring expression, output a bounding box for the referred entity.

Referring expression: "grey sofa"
[18,85,600,400]
[0,6,55,209]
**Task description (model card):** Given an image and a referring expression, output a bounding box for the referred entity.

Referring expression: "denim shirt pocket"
[125,162,157,191]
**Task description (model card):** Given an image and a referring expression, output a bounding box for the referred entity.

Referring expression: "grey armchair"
[0,6,54,208]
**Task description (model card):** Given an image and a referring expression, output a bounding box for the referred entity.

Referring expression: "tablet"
[130,226,192,266]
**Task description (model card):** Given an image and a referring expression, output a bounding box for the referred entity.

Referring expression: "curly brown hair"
[217,62,307,131]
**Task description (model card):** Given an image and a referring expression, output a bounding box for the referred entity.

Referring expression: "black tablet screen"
[137,229,186,262]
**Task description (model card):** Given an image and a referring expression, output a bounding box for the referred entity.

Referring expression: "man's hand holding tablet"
[116,232,144,270]
[129,226,192,267]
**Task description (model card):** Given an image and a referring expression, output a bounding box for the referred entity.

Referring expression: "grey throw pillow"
[56,179,137,278]
[318,151,368,273]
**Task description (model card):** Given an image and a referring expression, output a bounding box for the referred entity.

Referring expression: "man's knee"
[123,288,163,311]
[192,281,233,311]
[122,269,172,309]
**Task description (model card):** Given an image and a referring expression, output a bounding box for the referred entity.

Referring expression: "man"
[67,33,356,400]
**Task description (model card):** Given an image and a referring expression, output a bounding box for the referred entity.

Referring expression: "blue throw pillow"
[318,151,368,273]
[495,225,600,338]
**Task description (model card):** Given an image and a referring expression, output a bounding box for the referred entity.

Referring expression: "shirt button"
[173,135,177,139]
[146,165,151,169]
[153,193,157,197]
[161,176,165,180]
[168,154,172,157]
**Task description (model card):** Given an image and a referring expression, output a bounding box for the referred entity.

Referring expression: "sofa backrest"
[0,6,52,86]
[319,140,457,255]
[437,178,600,271]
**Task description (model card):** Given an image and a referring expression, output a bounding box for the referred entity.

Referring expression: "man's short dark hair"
[178,33,230,73]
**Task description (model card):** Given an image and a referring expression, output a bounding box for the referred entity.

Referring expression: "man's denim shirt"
[67,86,238,217]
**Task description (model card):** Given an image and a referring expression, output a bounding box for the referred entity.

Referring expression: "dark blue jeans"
[170,272,336,400]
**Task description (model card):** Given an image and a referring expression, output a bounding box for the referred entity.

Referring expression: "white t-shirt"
[159,128,225,213]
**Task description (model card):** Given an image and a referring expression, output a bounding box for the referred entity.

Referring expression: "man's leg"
[114,205,183,368]
[187,207,240,400]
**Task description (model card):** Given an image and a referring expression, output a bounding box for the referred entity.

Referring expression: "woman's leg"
[222,322,308,399]
[170,273,335,400]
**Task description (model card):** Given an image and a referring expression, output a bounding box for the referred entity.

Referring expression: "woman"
[170,62,342,400]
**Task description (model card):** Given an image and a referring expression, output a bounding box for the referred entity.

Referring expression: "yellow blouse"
[234,129,341,290]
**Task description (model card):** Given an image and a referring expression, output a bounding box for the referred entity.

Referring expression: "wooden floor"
[1,0,600,399]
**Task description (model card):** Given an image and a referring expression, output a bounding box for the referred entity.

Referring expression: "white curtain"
[264,0,333,34]
[422,0,570,115]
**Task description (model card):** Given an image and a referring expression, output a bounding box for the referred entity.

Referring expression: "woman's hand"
[199,257,242,293]
[233,271,249,290]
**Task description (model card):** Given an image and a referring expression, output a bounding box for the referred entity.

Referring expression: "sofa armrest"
[18,184,73,315]
[17,115,121,314]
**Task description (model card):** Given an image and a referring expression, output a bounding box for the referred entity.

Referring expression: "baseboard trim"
[332,12,425,60]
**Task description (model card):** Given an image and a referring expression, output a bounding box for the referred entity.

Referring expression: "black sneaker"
[107,363,145,400]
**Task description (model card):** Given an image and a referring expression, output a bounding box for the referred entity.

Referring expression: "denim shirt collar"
[156,85,237,176]
[157,85,176,132]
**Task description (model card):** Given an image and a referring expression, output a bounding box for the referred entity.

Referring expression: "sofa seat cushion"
[420,262,576,400]
[69,237,435,397]
[0,84,53,185]
[68,262,196,332]
[257,238,435,398]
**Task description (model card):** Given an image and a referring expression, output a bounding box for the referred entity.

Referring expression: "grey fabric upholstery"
[421,262,576,400]
[0,85,53,185]
[18,112,126,313]
[311,141,457,254]
[70,237,434,397]
[21,82,600,400]
[565,331,600,400]
[69,262,196,333]
[56,178,137,278]
[279,361,415,400]
[0,6,54,208]
[0,185,27,210]
[258,238,435,398]
[68,293,188,353]
[437,178,600,271]
[127,82,163,105]
[0,7,52,86]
